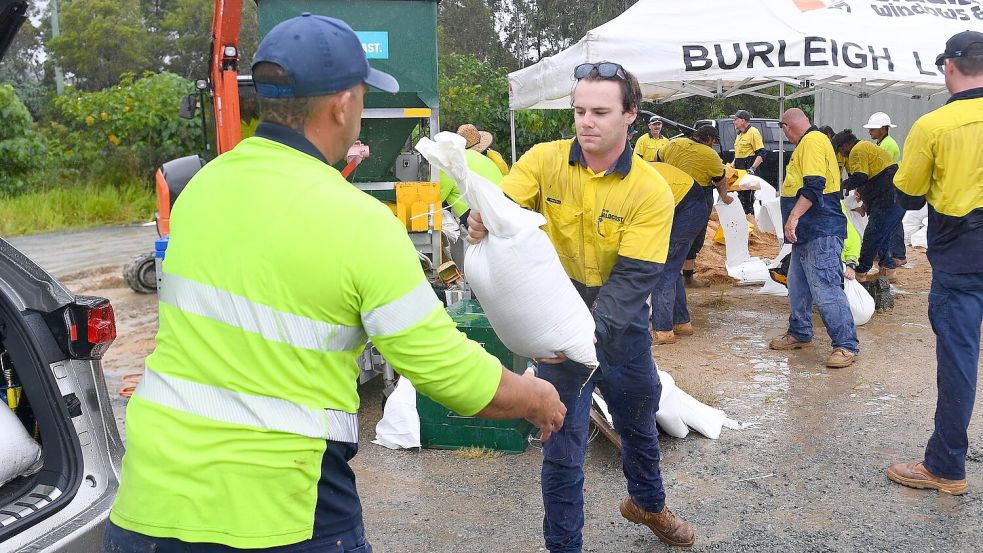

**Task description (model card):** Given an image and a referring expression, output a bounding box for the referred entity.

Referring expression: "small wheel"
[124,253,158,294]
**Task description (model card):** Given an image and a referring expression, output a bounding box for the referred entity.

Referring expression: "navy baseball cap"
[252,13,399,97]
[935,30,983,66]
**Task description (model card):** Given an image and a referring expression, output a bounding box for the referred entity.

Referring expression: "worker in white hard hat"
[863,111,906,267]
[863,112,900,162]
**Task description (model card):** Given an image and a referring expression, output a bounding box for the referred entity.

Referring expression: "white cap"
[863,112,896,129]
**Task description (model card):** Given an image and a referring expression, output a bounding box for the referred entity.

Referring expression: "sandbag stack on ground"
[416,133,598,368]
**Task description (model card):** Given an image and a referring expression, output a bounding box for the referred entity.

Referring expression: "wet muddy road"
[57,249,983,552]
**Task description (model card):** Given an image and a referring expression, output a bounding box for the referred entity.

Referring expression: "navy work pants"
[786,236,860,354]
[651,185,711,331]
[103,521,372,552]
[856,203,905,274]
[539,332,664,553]
[924,269,983,481]
[686,186,716,261]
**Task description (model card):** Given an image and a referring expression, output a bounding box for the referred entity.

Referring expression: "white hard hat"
[863,112,897,129]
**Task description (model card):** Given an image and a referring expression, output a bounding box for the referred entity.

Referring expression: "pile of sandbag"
[416,133,598,367]
[903,205,929,248]
[1,406,42,486]
[592,369,740,440]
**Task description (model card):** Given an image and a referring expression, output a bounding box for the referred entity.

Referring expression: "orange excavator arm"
[210,0,243,155]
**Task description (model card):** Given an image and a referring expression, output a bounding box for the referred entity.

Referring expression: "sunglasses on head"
[574,62,628,81]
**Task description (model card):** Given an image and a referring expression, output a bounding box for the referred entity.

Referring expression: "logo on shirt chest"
[598,209,624,223]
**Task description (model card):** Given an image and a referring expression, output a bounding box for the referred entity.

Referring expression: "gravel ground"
[23,224,982,553]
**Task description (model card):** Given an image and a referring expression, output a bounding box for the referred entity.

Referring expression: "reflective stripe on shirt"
[134,368,359,443]
[361,279,442,338]
[159,273,367,353]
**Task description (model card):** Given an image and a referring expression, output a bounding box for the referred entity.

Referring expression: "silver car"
[1,4,123,552]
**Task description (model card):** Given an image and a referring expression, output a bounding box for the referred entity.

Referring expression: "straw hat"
[456,124,494,153]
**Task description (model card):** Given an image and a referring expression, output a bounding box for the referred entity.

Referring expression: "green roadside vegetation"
[0,184,154,236]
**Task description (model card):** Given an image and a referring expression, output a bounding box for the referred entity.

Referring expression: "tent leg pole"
[510,110,517,164]
[779,83,786,186]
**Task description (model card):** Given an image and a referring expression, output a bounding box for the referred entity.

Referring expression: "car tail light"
[67,296,117,359]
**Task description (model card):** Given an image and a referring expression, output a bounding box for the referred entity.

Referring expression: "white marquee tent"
[506,0,983,156]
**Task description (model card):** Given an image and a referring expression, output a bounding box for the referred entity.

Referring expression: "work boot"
[825,347,857,368]
[768,334,814,350]
[651,330,676,345]
[620,497,695,547]
[887,462,967,495]
[878,266,898,283]
[673,322,695,336]
[855,271,875,283]
[684,274,711,288]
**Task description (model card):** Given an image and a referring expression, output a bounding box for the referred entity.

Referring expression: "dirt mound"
[695,214,781,285]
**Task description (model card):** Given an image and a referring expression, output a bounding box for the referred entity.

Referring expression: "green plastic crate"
[416,299,534,454]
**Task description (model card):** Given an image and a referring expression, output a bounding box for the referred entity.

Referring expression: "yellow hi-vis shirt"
[500,139,674,287]
[650,162,699,206]
[845,140,894,179]
[486,148,511,175]
[734,126,765,159]
[894,88,983,273]
[633,133,669,162]
[657,137,725,187]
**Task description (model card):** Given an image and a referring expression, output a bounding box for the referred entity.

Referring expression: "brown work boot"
[855,271,875,283]
[768,334,814,350]
[878,266,898,283]
[620,497,695,547]
[887,462,967,495]
[825,348,857,368]
[651,330,676,345]
[673,322,695,336]
[684,274,711,288]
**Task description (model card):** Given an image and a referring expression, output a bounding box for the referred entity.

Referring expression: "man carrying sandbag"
[468,62,693,550]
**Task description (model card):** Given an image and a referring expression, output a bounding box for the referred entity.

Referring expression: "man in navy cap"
[888,30,983,496]
[103,13,566,552]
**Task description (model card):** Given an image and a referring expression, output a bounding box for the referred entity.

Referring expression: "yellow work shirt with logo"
[634,133,669,162]
[657,137,725,187]
[500,139,674,288]
[734,126,765,159]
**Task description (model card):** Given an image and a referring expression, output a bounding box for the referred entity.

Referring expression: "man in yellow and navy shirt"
[656,125,731,288]
[647,162,711,345]
[888,30,983,497]
[732,110,767,214]
[831,129,903,280]
[633,115,669,161]
[104,15,566,553]
[468,62,694,550]
[768,108,859,369]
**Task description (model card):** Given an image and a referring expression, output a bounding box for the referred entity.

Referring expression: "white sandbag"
[843,191,868,237]
[656,369,730,439]
[416,133,598,367]
[1,406,43,486]
[844,274,875,326]
[716,198,769,283]
[372,378,420,450]
[911,217,929,248]
[655,370,689,438]
[903,205,929,245]
[440,208,461,244]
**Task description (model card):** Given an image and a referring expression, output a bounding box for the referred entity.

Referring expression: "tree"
[48,0,154,91]
[439,0,517,72]
[0,85,47,196]
[495,0,639,66]
[0,17,48,118]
